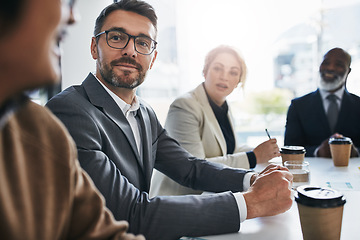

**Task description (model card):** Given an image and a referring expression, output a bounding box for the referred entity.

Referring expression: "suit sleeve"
[284,100,317,156]
[47,94,242,240]
[69,158,133,240]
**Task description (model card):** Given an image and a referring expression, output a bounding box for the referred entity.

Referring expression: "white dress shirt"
[94,74,141,153]
[319,86,345,113]
[319,86,344,114]
[313,86,345,157]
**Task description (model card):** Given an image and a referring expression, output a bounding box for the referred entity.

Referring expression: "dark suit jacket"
[46,73,250,240]
[284,88,360,157]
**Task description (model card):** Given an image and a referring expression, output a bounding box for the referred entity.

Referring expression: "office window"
[60,0,360,146]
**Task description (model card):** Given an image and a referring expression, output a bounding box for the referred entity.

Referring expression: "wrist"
[243,191,257,219]
[250,173,258,186]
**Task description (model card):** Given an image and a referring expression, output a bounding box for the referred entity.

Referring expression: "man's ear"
[149,50,158,70]
[90,37,98,60]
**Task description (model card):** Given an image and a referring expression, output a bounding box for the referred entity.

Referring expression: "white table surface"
[200,157,360,240]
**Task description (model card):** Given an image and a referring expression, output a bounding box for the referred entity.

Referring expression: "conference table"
[200,157,360,240]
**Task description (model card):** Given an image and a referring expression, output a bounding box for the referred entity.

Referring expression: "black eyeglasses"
[95,30,157,55]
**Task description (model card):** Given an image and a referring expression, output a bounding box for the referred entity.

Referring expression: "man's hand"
[317,133,343,158]
[316,138,332,158]
[317,133,359,158]
[253,139,281,163]
[350,145,359,158]
[243,165,293,219]
[249,163,282,185]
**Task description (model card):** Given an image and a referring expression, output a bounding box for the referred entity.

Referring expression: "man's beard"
[318,71,346,91]
[99,57,146,89]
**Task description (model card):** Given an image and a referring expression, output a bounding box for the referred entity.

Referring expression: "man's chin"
[120,82,140,89]
[319,80,343,91]
[104,77,143,90]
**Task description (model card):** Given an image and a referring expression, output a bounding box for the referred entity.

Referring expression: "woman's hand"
[253,139,281,163]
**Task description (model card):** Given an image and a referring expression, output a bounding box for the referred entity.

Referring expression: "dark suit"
[46,73,250,240]
[284,88,360,157]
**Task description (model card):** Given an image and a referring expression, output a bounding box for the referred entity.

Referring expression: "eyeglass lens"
[107,31,155,54]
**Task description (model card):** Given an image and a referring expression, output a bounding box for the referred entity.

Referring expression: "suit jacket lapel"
[194,84,227,155]
[137,104,153,189]
[81,74,142,167]
[336,89,351,131]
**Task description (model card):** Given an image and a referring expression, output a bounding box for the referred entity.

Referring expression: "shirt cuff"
[230,172,257,224]
[243,172,256,190]
[246,151,257,168]
[233,192,247,223]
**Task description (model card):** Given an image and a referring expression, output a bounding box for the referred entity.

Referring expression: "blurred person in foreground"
[46,1,293,239]
[0,0,144,239]
[284,47,360,158]
[151,45,280,196]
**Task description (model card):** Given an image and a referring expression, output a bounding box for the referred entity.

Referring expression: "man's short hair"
[94,0,158,38]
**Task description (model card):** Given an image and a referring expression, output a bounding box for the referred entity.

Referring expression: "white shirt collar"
[92,73,140,117]
[319,85,345,101]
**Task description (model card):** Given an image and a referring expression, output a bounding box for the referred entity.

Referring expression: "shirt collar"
[319,85,345,101]
[92,73,140,117]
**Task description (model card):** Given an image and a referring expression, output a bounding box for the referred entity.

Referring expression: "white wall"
[61,0,112,89]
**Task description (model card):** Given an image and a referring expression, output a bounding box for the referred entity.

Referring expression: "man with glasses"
[47,1,293,239]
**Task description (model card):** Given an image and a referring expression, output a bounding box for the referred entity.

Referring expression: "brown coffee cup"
[280,146,306,165]
[295,186,346,240]
[328,137,352,167]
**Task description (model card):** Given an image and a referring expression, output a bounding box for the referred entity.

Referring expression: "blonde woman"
[151,45,280,196]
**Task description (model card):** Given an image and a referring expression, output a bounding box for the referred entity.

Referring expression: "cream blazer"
[150,83,253,196]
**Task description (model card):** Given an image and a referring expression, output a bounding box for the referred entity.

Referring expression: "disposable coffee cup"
[280,146,306,165]
[328,137,352,167]
[295,186,346,240]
